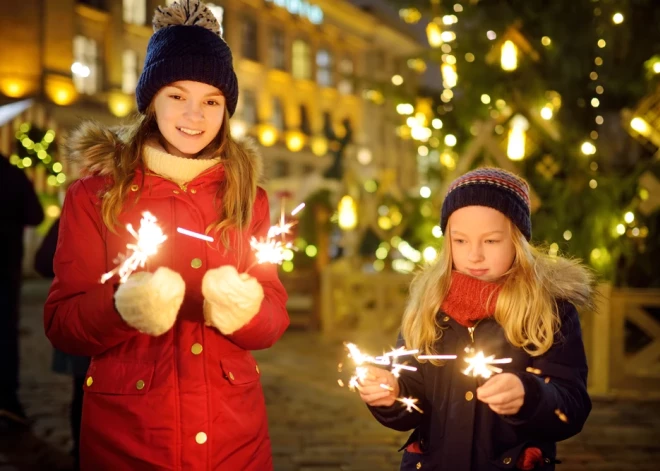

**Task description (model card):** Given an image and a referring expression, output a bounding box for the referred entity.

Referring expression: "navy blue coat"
[368,301,591,471]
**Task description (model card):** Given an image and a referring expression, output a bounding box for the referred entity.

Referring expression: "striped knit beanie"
[440,167,532,240]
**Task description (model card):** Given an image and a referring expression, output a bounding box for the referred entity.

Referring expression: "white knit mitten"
[202,265,264,335]
[114,267,185,336]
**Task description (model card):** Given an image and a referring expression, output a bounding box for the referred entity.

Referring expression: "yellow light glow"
[432,118,443,129]
[507,115,528,161]
[305,245,318,257]
[423,246,438,262]
[285,130,306,152]
[612,13,624,24]
[45,75,77,106]
[540,106,553,120]
[108,91,134,118]
[624,211,635,224]
[616,224,626,235]
[257,124,278,147]
[481,94,491,104]
[338,195,357,230]
[391,74,404,86]
[0,79,28,98]
[52,162,63,173]
[630,117,650,136]
[419,186,431,198]
[501,40,518,71]
[46,205,61,218]
[563,230,572,241]
[598,39,606,48]
[581,141,596,155]
[653,62,660,74]
[441,63,457,88]
[440,152,456,170]
[444,134,457,147]
[311,136,328,156]
[541,36,551,46]
[426,22,443,48]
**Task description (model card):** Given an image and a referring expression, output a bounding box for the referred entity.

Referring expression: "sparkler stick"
[396,397,424,414]
[100,212,167,284]
[418,355,458,360]
[176,227,214,242]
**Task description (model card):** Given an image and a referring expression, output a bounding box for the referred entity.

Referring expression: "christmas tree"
[357,0,660,286]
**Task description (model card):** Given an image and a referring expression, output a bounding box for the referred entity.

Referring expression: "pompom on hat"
[135,0,239,116]
[440,167,532,240]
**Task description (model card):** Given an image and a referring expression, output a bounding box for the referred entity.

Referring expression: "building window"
[270,28,286,70]
[72,35,99,95]
[272,98,285,131]
[241,16,258,61]
[300,105,311,135]
[122,50,139,94]
[316,49,332,87]
[292,39,311,80]
[239,90,257,126]
[338,57,354,95]
[123,0,146,25]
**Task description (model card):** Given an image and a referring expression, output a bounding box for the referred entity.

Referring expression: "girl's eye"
[169,95,183,100]
[452,239,465,244]
[206,100,219,106]
[485,240,500,244]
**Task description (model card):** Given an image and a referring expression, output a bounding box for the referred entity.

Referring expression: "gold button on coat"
[136,380,145,390]
[255,365,260,374]
[190,189,197,194]
[416,462,422,469]
[443,316,450,322]
[503,457,512,465]
[191,343,203,355]
[195,432,207,444]
[228,372,235,381]
[86,376,93,387]
[465,391,474,401]
[191,258,202,269]
[173,189,180,194]
[130,184,139,192]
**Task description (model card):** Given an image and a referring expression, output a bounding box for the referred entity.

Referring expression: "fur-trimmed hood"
[535,255,596,311]
[63,121,263,182]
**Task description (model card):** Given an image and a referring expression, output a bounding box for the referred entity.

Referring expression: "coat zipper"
[467,318,484,343]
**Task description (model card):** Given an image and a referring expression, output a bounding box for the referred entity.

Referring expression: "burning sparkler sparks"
[462,348,512,379]
[101,212,167,284]
[247,203,305,270]
[396,397,424,414]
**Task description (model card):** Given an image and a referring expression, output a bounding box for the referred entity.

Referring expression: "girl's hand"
[476,373,525,415]
[357,365,400,407]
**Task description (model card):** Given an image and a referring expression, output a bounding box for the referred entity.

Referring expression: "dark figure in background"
[0,154,44,426]
[34,211,90,471]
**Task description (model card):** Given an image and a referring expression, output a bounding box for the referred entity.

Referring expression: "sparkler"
[247,203,305,271]
[176,227,214,242]
[396,397,424,414]
[462,348,512,379]
[340,342,424,413]
[100,212,167,284]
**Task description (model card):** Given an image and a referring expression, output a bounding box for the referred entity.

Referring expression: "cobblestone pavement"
[2,279,660,470]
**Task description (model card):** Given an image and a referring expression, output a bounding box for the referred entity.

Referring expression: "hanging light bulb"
[441,63,458,88]
[426,22,443,48]
[507,115,528,160]
[501,40,518,71]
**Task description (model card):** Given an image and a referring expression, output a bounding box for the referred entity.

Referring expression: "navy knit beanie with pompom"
[136,0,238,116]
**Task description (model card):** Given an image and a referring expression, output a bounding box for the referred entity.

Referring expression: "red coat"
[44,127,289,470]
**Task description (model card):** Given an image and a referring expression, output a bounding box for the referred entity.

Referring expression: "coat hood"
[63,120,264,182]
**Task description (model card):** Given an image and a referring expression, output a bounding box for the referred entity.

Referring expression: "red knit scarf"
[440,271,502,326]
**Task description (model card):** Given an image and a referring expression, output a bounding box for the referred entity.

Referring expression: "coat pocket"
[84,358,155,395]
[220,351,261,385]
[491,443,556,470]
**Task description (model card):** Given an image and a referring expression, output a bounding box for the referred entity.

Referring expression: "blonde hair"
[101,106,257,245]
[401,221,594,358]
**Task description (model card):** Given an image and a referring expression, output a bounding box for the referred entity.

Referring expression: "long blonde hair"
[101,106,257,244]
[401,221,594,357]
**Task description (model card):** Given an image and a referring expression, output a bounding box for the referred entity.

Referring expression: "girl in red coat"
[44,1,289,469]
[358,168,594,470]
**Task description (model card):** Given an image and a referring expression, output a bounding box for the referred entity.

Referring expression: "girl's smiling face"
[153,80,225,158]
[448,205,516,281]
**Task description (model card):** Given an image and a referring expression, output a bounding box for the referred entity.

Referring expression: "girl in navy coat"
[358,168,594,471]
